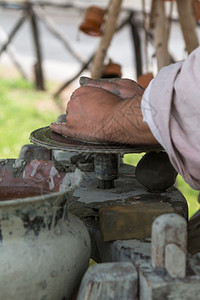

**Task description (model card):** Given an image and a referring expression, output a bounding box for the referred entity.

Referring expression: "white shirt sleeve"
[141,48,200,190]
[141,79,165,148]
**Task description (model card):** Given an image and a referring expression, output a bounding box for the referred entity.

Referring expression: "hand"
[51,86,124,143]
[50,78,158,145]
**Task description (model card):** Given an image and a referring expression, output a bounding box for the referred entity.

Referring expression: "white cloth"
[141,46,200,190]
[141,79,165,147]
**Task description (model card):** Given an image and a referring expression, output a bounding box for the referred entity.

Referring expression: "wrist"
[112,96,159,145]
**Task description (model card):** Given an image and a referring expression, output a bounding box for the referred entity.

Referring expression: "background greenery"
[0,76,199,218]
[0,77,60,158]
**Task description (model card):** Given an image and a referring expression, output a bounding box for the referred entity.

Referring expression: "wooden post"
[33,3,86,64]
[53,13,130,97]
[0,26,28,79]
[29,4,45,91]
[91,0,123,79]
[0,14,27,56]
[176,0,199,54]
[150,0,170,70]
[129,12,143,78]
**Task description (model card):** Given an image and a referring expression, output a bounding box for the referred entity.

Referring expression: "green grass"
[0,77,59,158]
[124,154,200,219]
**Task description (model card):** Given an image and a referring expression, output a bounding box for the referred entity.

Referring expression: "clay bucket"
[0,159,91,300]
[79,5,105,36]
[102,60,122,78]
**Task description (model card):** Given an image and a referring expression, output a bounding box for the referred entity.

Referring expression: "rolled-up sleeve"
[142,47,200,190]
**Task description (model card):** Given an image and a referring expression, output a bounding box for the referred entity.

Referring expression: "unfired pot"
[0,159,91,300]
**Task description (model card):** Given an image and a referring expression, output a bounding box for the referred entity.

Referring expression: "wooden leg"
[29,6,45,91]
[0,14,27,56]
[129,12,143,78]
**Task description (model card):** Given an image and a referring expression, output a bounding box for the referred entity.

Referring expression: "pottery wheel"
[30,126,162,189]
[30,126,161,154]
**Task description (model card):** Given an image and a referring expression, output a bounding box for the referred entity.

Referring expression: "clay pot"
[0,159,91,300]
[102,60,122,78]
[79,6,105,37]
[137,72,154,89]
[193,0,200,21]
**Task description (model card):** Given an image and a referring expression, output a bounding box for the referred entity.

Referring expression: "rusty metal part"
[94,154,119,189]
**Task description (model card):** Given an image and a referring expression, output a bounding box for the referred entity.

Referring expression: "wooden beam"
[33,3,86,64]
[29,5,45,90]
[91,0,123,79]
[0,13,27,56]
[150,0,170,70]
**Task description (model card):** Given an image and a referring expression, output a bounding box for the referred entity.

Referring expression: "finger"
[50,122,77,138]
[70,86,101,99]
[79,76,144,98]
[79,76,120,93]
[50,122,67,135]
[70,86,121,103]
[50,122,99,142]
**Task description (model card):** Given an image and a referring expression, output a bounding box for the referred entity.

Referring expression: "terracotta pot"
[137,72,154,89]
[102,60,122,78]
[79,6,105,37]
[193,0,200,21]
[0,159,91,300]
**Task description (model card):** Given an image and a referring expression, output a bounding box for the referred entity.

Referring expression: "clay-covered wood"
[77,262,138,300]
[139,255,200,300]
[151,214,187,269]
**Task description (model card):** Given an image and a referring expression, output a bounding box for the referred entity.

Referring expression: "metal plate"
[30,126,162,154]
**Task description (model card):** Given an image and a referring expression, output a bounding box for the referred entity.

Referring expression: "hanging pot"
[102,59,122,78]
[79,6,105,37]
[137,72,154,89]
[0,159,91,300]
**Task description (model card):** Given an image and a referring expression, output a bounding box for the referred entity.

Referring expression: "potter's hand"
[50,83,158,145]
[51,86,124,143]
[79,76,144,99]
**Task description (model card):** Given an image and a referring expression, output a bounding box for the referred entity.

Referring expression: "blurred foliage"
[0,77,59,158]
